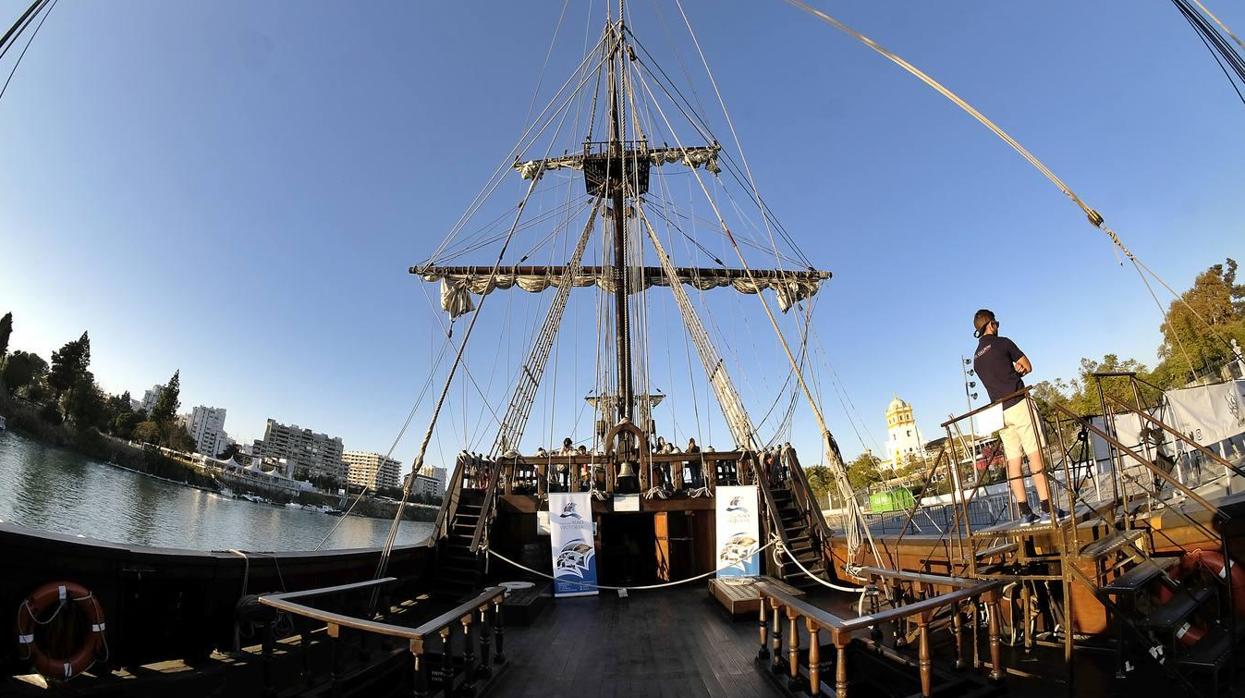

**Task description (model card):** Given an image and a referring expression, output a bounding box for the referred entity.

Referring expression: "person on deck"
[971,309,1063,525]
[685,437,702,488]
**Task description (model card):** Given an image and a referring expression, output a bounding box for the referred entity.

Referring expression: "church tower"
[885,396,924,468]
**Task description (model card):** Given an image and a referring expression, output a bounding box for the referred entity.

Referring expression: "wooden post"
[918,615,932,697]
[770,598,784,674]
[807,620,821,696]
[261,620,275,698]
[412,643,429,698]
[834,634,849,698]
[987,594,1003,681]
[787,607,801,692]
[757,593,770,661]
[461,615,475,691]
[439,626,453,694]
[952,602,965,670]
[327,623,340,697]
[493,600,506,664]
[477,605,493,679]
[971,599,981,669]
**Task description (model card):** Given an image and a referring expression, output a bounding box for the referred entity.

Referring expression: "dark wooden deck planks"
[490,587,778,697]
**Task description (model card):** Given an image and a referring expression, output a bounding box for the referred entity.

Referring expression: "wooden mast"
[607,11,633,424]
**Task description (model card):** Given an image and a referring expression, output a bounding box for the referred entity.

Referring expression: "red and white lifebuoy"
[15,581,107,681]
[1156,549,1245,647]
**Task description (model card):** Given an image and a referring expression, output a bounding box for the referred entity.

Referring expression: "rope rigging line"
[1172,0,1245,107]
[0,0,57,105]
[629,56,882,568]
[783,0,1245,369]
[0,0,47,63]
[374,168,547,583]
[1189,0,1245,51]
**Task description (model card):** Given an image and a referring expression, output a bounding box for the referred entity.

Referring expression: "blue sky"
[0,1,1241,468]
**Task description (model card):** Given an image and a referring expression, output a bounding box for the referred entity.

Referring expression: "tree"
[65,374,108,428]
[112,410,141,440]
[1153,258,1245,386]
[218,443,240,461]
[2,350,47,397]
[163,423,196,452]
[0,312,11,359]
[846,451,884,491]
[48,332,91,406]
[803,465,837,508]
[132,420,161,444]
[151,370,180,423]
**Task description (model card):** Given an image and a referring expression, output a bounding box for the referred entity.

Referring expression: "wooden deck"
[489,586,778,697]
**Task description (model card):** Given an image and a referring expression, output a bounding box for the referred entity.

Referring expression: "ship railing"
[757,571,1002,697]
[495,449,750,497]
[259,578,506,697]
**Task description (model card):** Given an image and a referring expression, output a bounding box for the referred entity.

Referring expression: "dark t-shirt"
[973,335,1026,409]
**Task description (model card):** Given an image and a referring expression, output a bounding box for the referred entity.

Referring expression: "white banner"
[1165,381,1245,447]
[715,485,761,578]
[548,492,598,597]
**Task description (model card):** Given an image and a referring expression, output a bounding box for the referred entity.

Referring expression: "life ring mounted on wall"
[15,581,108,681]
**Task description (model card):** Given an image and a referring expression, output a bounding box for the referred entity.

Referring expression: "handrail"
[470,462,501,552]
[756,574,1003,695]
[755,458,796,577]
[785,447,833,553]
[940,387,1030,428]
[260,582,505,655]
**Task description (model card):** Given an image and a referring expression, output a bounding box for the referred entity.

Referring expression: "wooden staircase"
[429,479,491,601]
[757,447,834,592]
[769,482,829,591]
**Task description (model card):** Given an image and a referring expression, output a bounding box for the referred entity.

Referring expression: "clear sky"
[1,1,1241,469]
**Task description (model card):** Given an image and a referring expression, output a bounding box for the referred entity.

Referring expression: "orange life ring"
[15,581,106,681]
[1156,550,1245,647]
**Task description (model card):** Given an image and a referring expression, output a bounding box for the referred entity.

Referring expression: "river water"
[0,430,431,551]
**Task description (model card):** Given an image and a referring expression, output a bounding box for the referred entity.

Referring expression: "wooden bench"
[708,576,805,616]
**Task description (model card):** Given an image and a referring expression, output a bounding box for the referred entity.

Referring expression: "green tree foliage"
[132,420,161,444]
[2,350,47,397]
[803,465,837,508]
[0,312,11,359]
[48,332,91,406]
[151,370,180,423]
[112,410,142,440]
[1151,258,1245,386]
[846,451,884,491]
[65,374,109,428]
[163,423,196,453]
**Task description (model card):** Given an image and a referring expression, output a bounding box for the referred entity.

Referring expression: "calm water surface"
[0,430,430,551]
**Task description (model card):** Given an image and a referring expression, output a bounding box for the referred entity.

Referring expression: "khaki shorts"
[999,398,1043,461]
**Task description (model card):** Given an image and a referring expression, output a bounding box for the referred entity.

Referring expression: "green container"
[868,487,915,513]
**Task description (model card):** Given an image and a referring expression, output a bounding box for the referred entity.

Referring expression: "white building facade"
[140,384,164,413]
[187,406,228,457]
[417,465,447,493]
[343,450,402,491]
[252,419,346,484]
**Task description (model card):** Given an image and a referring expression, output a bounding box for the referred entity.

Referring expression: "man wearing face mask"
[972,308,1062,525]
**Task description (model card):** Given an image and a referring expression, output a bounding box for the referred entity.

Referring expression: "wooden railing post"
[477,604,493,679]
[918,614,932,697]
[411,642,429,698]
[952,601,965,670]
[327,623,341,697]
[262,620,275,698]
[786,606,802,692]
[757,593,770,661]
[987,593,1003,681]
[806,620,821,696]
[493,599,506,664]
[438,626,453,695]
[834,632,849,698]
[461,614,475,692]
[770,597,784,674]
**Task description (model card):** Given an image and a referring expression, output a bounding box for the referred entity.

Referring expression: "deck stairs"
[757,447,833,592]
[430,487,487,600]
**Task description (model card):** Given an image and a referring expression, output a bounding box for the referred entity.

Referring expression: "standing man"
[972,309,1061,524]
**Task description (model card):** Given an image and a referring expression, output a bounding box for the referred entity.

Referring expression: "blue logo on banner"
[553,537,598,595]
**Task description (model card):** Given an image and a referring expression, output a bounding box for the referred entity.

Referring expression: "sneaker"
[1016,511,1039,526]
[1035,508,1067,526]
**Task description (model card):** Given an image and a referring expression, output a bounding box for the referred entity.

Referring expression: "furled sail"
[412,264,830,318]
[514,144,722,181]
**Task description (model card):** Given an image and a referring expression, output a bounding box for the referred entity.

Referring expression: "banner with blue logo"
[715,485,761,578]
[548,492,599,597]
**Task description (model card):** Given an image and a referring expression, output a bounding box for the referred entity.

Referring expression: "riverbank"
[0,395,434,523]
